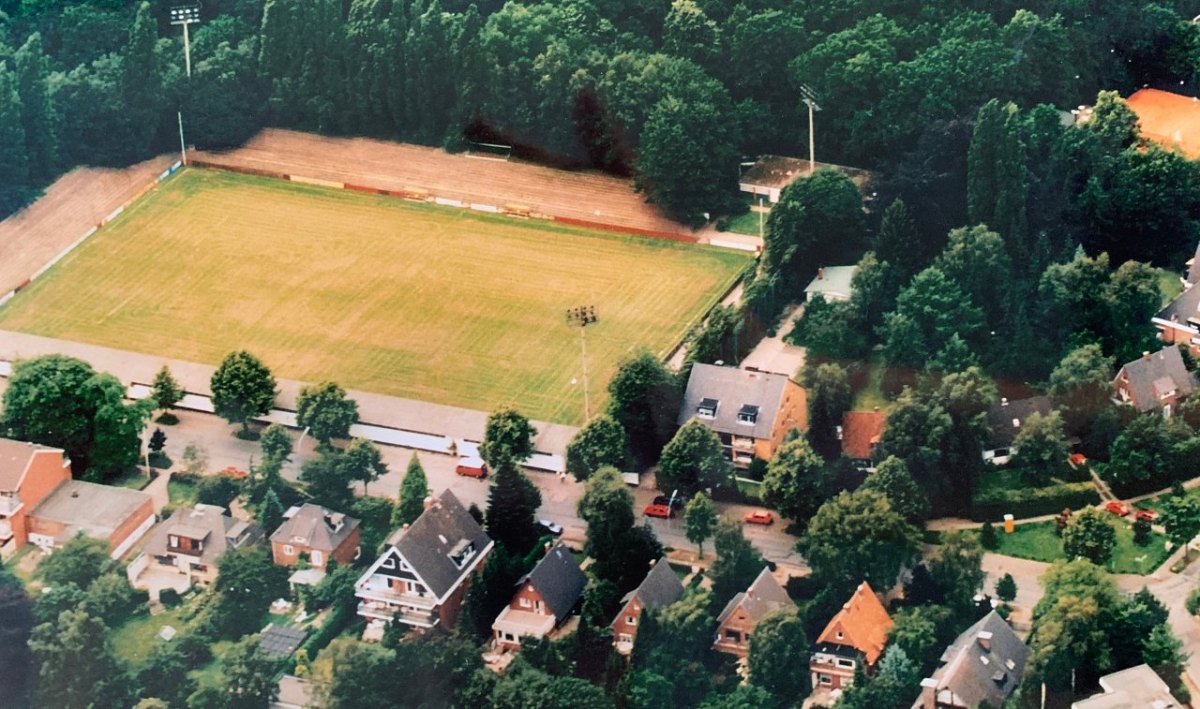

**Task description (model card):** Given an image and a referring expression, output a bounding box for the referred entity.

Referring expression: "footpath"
[0,330,575,472]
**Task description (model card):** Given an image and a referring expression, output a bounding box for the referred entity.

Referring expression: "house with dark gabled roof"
[492,541,587,650]
[355,490,493,630]
[811,581,893,690]
[270,503,361,587]
[913,611,1029,709]
[1153,242,1200,352]
[679,364,807,469]
[612,557,685,655]
[713,567,794,657]
[1113,346,1195,416]
[983,396,1053,466]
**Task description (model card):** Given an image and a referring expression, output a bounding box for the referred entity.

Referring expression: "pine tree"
[148,428,167,453]
[258,488,285,535]
[14,33,55,181]
[0,66,29,190]
[485,459,542,554]
[393,453,429,528]
[873,198,923,279]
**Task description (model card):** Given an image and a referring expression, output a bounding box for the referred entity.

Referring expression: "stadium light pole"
[799,85,822,175]
[566,306,598,423]
[169,4,202,78]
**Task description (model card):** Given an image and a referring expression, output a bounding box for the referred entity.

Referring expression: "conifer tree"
[485,459,542,554]
[393,454,429,528]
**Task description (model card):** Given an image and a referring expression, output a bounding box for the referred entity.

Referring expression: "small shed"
[803,266,857,303]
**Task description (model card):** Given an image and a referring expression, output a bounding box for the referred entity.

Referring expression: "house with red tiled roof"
[810,581,894,690]
[840,411,886,470]
[0,438,72,559]
[1126,88,1200,159]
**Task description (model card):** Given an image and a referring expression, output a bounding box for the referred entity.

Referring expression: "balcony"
[731,437,755,451]
[0,494,22,516]
[356,582,437,610]
[357,600,438,628]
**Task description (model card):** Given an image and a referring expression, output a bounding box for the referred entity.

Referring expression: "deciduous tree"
[150,365,184,419]
[762,434,828,524]
[658,420,733,496]
[606,350,681,463]
[683,492,716,558]
[210,546,287,639]
[565,414,632,481]
[210,351,277,435]
[1062,507,1117,566]
[219,635,280,709]
[339,437,387,494]
[1012,411,1070,486]
[928,531,985,616]
[859,456,928,522]
[29,609,136,709]
[296,381,359,447]
[747,608,810,702]
[1162,495,1200,561]
[805,363,852,460]
[480,406,537,469]
[709,518,765,608]
[798,489,919,597]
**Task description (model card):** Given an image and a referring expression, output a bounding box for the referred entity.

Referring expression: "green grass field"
[964,519,1172,575]
[0,169,749,424]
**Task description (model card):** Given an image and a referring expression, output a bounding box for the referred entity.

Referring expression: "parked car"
[653,495,685,510]
[1105,500,1131,517]
[221,466,248,479]
[743,510,774,526]
[643,504,674,519]
[538,519,563,536]
[455,456,488,478]
[1068,453,1088,468]
[1135,508,1159,522]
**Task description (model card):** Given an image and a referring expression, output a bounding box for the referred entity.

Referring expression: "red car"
[643,504,674,519]
[744,510,774,526]
[1135,508,1159,522]
[455,457,488,478]
[221,466,248,479]
[1068,453,1088,468]
[1105,500,1131,517]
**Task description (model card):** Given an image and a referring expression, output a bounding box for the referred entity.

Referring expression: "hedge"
[969,481,1100,522]
[298,602,356,661]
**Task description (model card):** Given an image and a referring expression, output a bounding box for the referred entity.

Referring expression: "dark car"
[653,495,685,510]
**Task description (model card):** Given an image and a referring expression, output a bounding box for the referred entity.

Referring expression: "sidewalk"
[0,330,578,465]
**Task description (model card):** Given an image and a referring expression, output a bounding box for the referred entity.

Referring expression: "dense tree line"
[2,0,1199,222]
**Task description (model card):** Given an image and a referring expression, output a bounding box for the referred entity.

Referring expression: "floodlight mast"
[799,85,822,175]
[565,306,598,423]
[170,4,202,78]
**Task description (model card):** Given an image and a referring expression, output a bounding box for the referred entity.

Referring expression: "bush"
[159,588,182,608]
[156,412,180,425]
[1187,587,1200,617]
[1133,517,1152,546]
[149,452,172,469]
[235,428,261,441]
[299,603,355,659]
[714,216,730,232]
[175,632,214,667]
[969,481,1100,521]
[980,521,998,550]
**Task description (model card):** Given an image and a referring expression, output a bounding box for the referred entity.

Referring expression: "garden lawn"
[0,168,749,425]
[109,602,195,669]
[724,209,767,237]
[972,518,1172,575]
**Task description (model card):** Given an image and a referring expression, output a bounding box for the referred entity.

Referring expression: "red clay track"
[192,129,691,237]
[0,156,175,295]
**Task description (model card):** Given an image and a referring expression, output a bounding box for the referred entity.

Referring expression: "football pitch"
[0,169,750,424]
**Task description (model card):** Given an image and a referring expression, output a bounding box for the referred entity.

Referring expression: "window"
[311,550,323,566]
[835,630,844,640]
[836,659,855,669]
[627,615,637,626]
[520,597,532,608]
[992,448,1009,459]
[724,629,739,640]
[283,544,295,556]
[618,633,633,643]
[449,540,475,569]
[737,404,759,425]
[168,535,179,548]
[381,556,396,570]
[697,398,719,418]
[819,675,832,686]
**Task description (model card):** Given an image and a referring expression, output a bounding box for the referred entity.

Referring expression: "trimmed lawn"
[725,209,767,237]
[168,477,199,507]
[969,519,1172,575]
[0,168,750,425]
[109,603,196,669]
[851,353,891,411]
[976,468,1026,498]
[109,468,152,490]
[1158,267,1185,307]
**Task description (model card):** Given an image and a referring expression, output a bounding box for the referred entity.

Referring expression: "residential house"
[840,411,887,470]
[612,557,685,655]
[913,611,1029,709]
[137,504,265,586]
[1113,346,1195,416]
[1154,243,1200,351]
[493,541,587,650]
[1072,664,1178,708]
[679,364,807,468]
[0,438,72,559]
[713,567,794,657]
[1126,88,1200,159]
[270,504,361,587]
[811,581,894,690]
[983,396,1053,466]
[804,266,857,303]
[27,480,155,559]
[355,490,493,630]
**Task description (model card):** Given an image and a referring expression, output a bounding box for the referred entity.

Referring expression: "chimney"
[423,496,434,511]
[1000,397,1008,406]
[918,678,938,709]
[1144,351,1152,361]
[976,630,993,652]
[817,267,825,280]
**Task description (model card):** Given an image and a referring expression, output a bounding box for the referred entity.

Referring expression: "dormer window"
[449,539,476,568]
[737,404,759,425]
[697,398,719,418]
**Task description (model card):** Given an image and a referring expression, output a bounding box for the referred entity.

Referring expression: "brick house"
[27,480,155,559]
[713,567,794,657]
[840,411,887,471]
[1113,346,1195,416]
[137,504,265,586]
[612,557,685,655]
[493,541,587,650]
[270,503,361,586]
[1153,243,1200,352]
[0,438,72,559]
[914,611,1028,709]
[811,581,893,690]
[679,364,808,468]
[982,396,1053,466]
[355,490,493,631]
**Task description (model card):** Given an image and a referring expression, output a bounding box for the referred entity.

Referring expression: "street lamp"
[565,305,598,423]
[798,84,822,175]
[169,4,202,78]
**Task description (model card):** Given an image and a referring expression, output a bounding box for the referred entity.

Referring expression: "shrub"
[159,588,182,608]
[175,632,213,667]
[156,412,180,425]
[299,603,355,659]
[1187,587,1200,617]
[969,481,1100,521]
[980,521,998,550]
[1133,517,1152,546]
